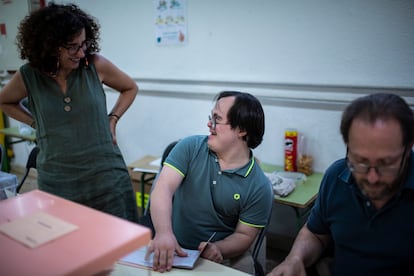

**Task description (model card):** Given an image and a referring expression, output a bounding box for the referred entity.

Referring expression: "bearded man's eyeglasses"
[346,147,407,177]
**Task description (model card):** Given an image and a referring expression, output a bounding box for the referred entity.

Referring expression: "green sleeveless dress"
[20,61,138,223]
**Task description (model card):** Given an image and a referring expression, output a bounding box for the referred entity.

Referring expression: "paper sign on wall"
[154,0,187,46]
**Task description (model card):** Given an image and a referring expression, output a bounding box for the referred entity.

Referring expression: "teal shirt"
[19,61,138,222]
[164,135,273,249]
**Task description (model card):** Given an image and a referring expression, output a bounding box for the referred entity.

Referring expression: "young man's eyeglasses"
[208,115,230,130]
[61,40,91,55]
[346,147,407,177]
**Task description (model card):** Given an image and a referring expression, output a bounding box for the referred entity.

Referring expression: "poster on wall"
[154,0,187,46]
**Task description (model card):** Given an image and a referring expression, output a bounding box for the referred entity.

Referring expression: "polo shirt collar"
[403,151,414,190]
[209,149,255,177]
[338,159,352,185]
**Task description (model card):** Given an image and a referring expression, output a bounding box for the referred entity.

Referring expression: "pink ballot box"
[0,190,151,276]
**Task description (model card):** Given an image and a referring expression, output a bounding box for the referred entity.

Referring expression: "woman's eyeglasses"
[61,40,91,55]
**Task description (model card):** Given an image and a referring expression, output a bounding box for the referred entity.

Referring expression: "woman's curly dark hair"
[16,2,100,74]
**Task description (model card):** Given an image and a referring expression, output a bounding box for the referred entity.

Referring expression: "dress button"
[366,201,371,207]
[63,96,71,103]
[64,105,72,112]
[218,171,222,175]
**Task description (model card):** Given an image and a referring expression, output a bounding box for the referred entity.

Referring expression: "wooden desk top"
[0,127,36,142]
[0,190,151,276]
[111,258,249,275]
[260,163,324,209]
[128,155,161,174]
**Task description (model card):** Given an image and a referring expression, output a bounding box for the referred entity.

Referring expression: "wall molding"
[3,75,413,110]
[105,78,414,110]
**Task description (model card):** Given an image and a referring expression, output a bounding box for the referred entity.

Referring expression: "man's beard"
[358,160,408,201]
[358,179,400,201]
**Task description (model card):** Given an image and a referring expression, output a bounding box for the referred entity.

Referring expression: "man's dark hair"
[340,93,414,146]
[215,91,265,149]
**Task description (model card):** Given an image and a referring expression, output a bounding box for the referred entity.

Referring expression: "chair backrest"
[252,203,273,276]
[16,146,39,193]
[248,177,274,276]
[25,146,39,169]
[19,97,32,116]
[0,143,4,172]
[160,140,179,168]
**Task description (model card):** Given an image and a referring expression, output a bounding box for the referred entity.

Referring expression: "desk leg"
[291,205,314,232]
[140,173,146,216]
[139,173,155,216]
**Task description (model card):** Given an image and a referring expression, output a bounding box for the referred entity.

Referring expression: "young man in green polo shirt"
[148,91,273,273]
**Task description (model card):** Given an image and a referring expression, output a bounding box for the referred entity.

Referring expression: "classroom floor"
[10,167,289,274]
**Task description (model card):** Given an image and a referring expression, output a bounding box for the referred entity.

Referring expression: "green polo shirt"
[164,135,273,249]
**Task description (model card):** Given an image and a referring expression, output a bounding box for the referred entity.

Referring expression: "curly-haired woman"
[0,3,139,222]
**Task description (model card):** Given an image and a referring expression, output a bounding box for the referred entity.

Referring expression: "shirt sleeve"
[239,168,273,228]
[164,135,204,176]
[307,159,345,235]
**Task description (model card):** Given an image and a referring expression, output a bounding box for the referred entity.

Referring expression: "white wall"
[64,0,414,87]
[0,0,27,70]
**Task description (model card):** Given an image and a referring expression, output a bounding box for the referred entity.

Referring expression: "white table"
[111,258,249,275]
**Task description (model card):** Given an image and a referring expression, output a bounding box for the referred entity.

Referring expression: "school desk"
[111,258,249,275]
[0,189,151,276]
[127,155,160,215]
[0,126,36,144]
[260,163,324,230]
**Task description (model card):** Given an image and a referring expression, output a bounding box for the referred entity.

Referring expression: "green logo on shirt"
[233,193,240,200]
